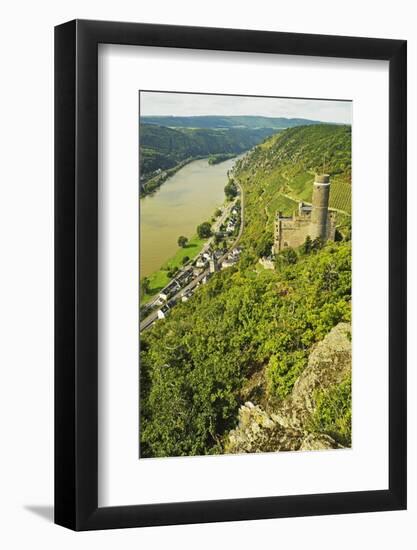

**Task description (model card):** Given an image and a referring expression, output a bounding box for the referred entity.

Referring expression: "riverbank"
[141,234,206,304]
[141,152,242,197]
[141,156,206,197]
[141,190,241,307]
[140,155,243,278]
[140,189,244,331]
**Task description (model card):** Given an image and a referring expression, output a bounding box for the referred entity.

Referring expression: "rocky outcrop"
[274,322,351,431]
[299,433,342,451]
[225,402,304,453]
[225,323,351,454]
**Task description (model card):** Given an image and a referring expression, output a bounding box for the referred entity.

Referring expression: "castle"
[273,174,336,254]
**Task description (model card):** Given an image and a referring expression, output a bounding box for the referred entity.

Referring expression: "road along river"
[140,156,241,278]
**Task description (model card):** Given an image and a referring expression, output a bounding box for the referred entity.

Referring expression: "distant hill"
[141,115,323,130]
[140,123,278,189]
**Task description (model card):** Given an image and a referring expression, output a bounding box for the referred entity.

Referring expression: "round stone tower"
[309,174,330,241]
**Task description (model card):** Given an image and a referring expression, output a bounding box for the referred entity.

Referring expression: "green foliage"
[182,256,190,265]
[177,235,188,248]
[275,247,298,270]
[267,351,307,401]
[311,237,324,252]
[255,234,273,258]
[309,374,352,446]
[208,153,237,165]
[140,241,351,457]
[300,235,312,255]
[224,181,238,200]
[141,277,150,298]
[197,222,212,239]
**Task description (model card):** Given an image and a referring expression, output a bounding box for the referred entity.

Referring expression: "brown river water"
[140,156,240,278]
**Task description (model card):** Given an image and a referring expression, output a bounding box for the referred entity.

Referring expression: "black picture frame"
[55,19,407,531]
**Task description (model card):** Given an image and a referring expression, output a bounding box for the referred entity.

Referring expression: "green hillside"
[233,124,352,252]
[140,124,352,458]
[140,241,351,458]
[140,123,277,187]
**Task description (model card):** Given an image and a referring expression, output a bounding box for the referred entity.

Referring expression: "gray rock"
[224,323,352,454]
[299,433,342,451]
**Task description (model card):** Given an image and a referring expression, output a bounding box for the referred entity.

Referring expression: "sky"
[140,91,352,124]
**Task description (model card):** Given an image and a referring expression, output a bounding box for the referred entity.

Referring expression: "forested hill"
[233,124,352,254]
[140,123,352,458]
[140,123,276,183]
[141,115,323,130]
[236,124,351,177]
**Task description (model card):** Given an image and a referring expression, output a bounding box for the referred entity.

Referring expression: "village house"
[157,298,176,320]
[158,280,181,302]
[181,290,193,302]
[176,267,193,286]
[220,247,242,270]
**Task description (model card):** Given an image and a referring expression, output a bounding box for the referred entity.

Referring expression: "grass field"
[282,170,351,215]
[267,194,297,218]
[141,235,206,304]
[286,171,314,202]
[329,178,352,214]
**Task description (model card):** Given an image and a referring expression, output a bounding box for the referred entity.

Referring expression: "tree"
[167,267,178,278]
[141,277,150,297]
[182,255,190,265]
[214,233,222,245]
[300,235,312,255]
[177,235,188,248]
[275,247,298,270]
[197,222,212,239]
[224,181,237,200]
[255,234,273,258]
[214,208,222,218]
[311,237,324,252]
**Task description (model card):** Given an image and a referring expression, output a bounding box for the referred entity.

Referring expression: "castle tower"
[309,174,330,241]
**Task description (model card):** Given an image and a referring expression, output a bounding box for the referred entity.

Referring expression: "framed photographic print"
[55,20,407,530]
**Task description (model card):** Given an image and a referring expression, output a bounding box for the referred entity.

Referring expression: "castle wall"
[273,217,312,253]
[272,175,337,254]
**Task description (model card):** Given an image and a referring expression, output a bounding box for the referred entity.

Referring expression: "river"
[140,156,240,278]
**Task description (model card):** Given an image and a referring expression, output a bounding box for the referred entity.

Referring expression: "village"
[140,184,244,331]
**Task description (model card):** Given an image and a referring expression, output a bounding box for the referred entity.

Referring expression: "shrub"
[266,351,307,401]
[309,374,352,446]
[177,235,188,248]
[197,222,212,239]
